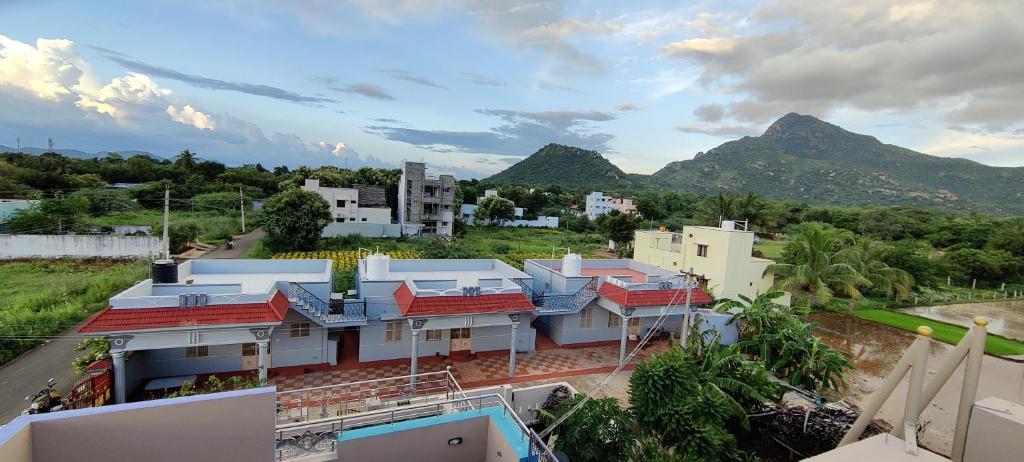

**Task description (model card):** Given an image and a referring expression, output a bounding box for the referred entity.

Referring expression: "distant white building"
[584,192,636,219]
[302,179,397,237]
[460,189,559,228]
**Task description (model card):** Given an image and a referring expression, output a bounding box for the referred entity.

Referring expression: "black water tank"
[152,259,178,284]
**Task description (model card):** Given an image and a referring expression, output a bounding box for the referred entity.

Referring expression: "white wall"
[0,235,164,259]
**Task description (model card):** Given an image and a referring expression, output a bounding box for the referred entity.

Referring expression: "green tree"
[263,189,330,250]
[840,238,914,302]
[174,149,197,174]
[768,223,869,307]
[626,434,684,462]
[540,395,635,462]
[697,192,737,226]
[598,210,641,247]
[472,196,516,225]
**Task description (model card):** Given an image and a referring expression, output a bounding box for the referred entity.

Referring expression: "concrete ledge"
[802,434,949,461]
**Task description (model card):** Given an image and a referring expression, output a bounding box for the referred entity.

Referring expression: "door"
[449,328,472,351]
[627,318,642,336]
[241,343,270,370]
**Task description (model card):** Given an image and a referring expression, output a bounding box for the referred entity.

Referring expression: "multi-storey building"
[398,162,455,236]
[584,191,636,219]
[301,179,396,237]
[633,222,791,305]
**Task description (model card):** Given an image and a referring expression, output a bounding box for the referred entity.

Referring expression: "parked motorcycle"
[22,378,65,416]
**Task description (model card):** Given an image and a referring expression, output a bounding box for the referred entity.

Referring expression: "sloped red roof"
[597,283,712,307]
[79,290,290,334]
[394,283,535,317]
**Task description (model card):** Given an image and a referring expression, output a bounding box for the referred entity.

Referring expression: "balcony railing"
[274,389,557,461]
[289,282,366,324]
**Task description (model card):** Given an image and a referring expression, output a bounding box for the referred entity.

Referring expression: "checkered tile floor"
[270,340,672,392]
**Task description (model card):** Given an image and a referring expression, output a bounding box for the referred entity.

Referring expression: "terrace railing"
[288,282,366,324]
[533,276,600,314]
[274,391,558,461]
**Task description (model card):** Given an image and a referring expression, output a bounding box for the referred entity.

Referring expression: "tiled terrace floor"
[270,339,672,392]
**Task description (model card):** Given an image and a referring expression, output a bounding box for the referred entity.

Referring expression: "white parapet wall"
[0,235,165,259]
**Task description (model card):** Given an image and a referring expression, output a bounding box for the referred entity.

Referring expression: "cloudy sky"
[1,0,1021,178]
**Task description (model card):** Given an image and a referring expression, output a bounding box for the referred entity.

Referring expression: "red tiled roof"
[394,283,535,317]
[597,283,712,307]
[78,290,290,334]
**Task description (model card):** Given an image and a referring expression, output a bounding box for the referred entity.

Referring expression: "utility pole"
[680,269,694,346]
[47,138,53,153]
[162,186,170,259]
[16,137,20,152]
[239,186,246,233]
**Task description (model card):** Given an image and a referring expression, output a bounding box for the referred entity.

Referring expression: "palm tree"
[175,149,197,173]
[840,238,914,305]
[699,192,737,226]
[735,192,766,229]
[765,225,870,307]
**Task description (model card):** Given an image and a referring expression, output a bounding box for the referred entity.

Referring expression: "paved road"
[0,328,82,422]
[201,228,265,259]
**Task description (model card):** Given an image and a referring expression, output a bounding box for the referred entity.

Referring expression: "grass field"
[853,309,1024,356]
[0,259,149,365]
[753,238,786,260]
[82,210,248,245]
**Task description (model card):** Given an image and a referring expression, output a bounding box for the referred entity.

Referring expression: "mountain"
[483,114,1024,214]
[485,143,644,189]
[0,146,163,160]
[651,113,1024,213]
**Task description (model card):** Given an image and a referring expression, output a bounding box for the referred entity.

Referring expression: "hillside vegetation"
[484,114,1024,214]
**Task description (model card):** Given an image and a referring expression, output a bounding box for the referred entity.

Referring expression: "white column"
[410,330,420,387]
[508,323,519,378]
[111,351,126,404]
[257,340,269,385]
[619,318,629,365]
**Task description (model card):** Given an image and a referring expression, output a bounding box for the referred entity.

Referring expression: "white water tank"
[562,253,583,277]
[365,253,390,280]
[721,220,736,231]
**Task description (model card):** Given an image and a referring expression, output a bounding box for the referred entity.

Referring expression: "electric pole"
[239,186,246,233]
[16,137,20,152]
[162,186,170,259]
[47,138,53,153]
[681,268,694,346]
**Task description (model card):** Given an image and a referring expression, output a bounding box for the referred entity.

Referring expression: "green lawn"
[754,238,786,260]
[82,210,250,245]
[0,260,149,364]
[853,309,1024,356]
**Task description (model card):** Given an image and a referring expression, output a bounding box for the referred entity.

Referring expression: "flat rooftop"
[527,258,674,281]
[360,258,531,287]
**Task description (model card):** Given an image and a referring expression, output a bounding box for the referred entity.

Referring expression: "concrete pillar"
[619,318,629,365]
[111,350,126,404]
[410,330,420,387]
[257,340,269,385]
[508,323,519,378]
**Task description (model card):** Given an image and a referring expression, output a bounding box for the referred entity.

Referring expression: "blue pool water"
[338,405,533,461]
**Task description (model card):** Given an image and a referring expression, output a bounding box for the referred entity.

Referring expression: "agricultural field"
[82,210,250,247]
[853,309,1024,356]
[753,238,786,260]
[271,249,421,271]
[0,259,149,365]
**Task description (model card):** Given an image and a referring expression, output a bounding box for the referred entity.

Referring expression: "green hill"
[652,113,1024,213]
[485,143,641,189]
[484,114,1024,214]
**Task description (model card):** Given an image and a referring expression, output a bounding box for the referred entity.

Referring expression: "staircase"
[515,277,600,314]
[287,283,367,325]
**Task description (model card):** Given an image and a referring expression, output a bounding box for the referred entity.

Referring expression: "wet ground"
[811,312,1024,456]
[901,300,1024,342]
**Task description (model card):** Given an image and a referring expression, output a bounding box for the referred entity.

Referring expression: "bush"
[263,189,330,251]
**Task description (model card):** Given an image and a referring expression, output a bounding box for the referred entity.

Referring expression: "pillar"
[508,323,519,378]
[111,350,126,404]
[619,318,629,364]
[257,340,269,385]
[410,330,420,387]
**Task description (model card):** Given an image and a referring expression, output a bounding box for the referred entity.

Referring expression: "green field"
[0,260,149,364]
[753,238,786,260]
[853,309,1024,356]
[82,210,248,246]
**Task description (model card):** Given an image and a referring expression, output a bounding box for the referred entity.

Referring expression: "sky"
[1,0,1022,178]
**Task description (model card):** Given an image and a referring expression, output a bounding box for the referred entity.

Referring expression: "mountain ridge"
[484,113,1024,214]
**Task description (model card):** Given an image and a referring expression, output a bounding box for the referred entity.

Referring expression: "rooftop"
[527,258,675,281]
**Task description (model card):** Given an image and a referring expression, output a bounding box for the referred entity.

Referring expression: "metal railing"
[535,277,599,313]
[275,370,465,426]
[328,298,367,322]
[274,391,558,461]
[289,282,366,323]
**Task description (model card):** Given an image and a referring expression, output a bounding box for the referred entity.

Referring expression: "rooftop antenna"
[551,246,571,259]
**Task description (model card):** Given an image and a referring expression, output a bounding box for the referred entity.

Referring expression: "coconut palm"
[766,225,870,307]
[840,238,915,303]
[698,192,737,226]
[735,192,766,229]
[174,149,197,173]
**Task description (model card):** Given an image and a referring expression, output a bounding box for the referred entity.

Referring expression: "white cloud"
[0,34,84,101]
[317,141,347,156]
[166,104,215,130]
[77,73,172,121]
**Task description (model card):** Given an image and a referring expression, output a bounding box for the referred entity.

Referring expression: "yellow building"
[633,223,791,305]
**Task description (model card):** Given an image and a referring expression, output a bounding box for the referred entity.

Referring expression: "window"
[608,313,622,328]
[580,307,593,329]
[361,218,367,222]
[336,217,344,223]
[629,318,641,329]
[350,200,356,204]
[289,322,310,338]
[385,320,404,343]
[336,200,345,208]
[185,346,208,358]
[349,217,356,221]
[697,244,709,257]
[426,330,443,341]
